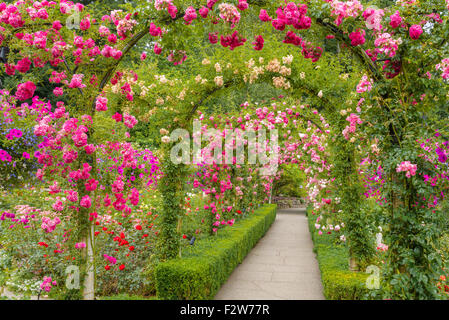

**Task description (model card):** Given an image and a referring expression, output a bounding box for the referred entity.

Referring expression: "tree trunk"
[82,222,95,300]
[349,257,359,271]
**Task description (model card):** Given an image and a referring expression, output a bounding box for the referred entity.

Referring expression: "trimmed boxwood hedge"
[307,207,369,300]
[154,204,277,300]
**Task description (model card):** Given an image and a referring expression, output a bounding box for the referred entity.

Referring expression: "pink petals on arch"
[396,161,417,178]
[409,24,423,40]
[220,31,246,50]
[184,6,197,24]
[149,23,162,37]
[95,96,108,111]
[15,81,36,101]
[252,35,264,51]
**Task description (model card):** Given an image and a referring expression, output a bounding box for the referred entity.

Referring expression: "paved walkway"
[215,207,324,300]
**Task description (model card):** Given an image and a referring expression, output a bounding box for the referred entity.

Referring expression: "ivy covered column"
[331,119,375,271]
[157,145,187,261]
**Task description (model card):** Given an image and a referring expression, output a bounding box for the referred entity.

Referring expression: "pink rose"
[80,195,92,208]
[15,81,36,101]
[409,24,423,40]
[389,11,402,29]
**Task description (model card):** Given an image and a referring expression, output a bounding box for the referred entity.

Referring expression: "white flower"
[214,76,224,87]
[282,55,293,65]
[161,136,171,143]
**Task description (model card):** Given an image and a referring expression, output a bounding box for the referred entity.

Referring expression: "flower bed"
[307,207,369,300]
[154,204,277,300]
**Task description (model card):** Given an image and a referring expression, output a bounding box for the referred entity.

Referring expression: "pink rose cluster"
[80,194,92,208]
[301,41,323,63]
[41,216,61,233]
[349,29,366,46]
[218,3,241,28]
[374,33,402,57]
[40,276,57,293]
[237,0,248,11]
[123,113,138,129]
[409,24,423,40]
[260,4,318,61]
[436,59,449,79]
[252,35,264,51]
[377,243,389,251]
[95,96,108,111]
[184,6,197,24]
[269,2,311,30]
[389,11,402,29]
[75,242,86,249]
[396,161,417,178]
[328,0,363,26]
[15,81,36,101]
[0,2,25,28]
[67,74,86,89]
[52,200,64,212]
[283,31,303,46]
[220,31,247,51]
[362,7,384,31]
[356,75,373,93]
[103,254,117,265]
[149,22,162,36]
[154,0,177,19]
[342,113,363,140]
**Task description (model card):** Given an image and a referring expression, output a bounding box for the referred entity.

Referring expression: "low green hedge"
[307,207,369,300]
[155,204,277,300]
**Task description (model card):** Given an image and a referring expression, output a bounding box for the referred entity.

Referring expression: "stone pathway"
[215,207,324,300]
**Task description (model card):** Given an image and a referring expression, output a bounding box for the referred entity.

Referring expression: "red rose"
[105,265,110,271]
[15,81,36,101]
[119,264,125,270]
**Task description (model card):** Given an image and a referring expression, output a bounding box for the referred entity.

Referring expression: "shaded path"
[215,207,324,300]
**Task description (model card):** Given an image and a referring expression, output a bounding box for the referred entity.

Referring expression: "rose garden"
[0,0,449,301]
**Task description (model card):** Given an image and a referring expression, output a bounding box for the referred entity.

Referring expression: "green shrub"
[154,204,277,300]
[99,293,158,300]
[307,207,369,300]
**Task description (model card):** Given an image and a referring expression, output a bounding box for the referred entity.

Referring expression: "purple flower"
[436,148,447,163]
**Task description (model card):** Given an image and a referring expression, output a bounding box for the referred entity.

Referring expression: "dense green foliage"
[307,206,369,300]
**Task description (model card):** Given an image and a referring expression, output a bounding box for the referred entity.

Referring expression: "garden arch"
[0,0,448,300]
